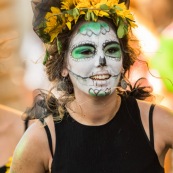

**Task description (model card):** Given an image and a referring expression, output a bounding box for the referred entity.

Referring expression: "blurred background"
[0,0,50,111]
[0,0,173,172]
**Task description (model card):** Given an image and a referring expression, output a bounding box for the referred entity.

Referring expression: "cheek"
[107,59,122,72]
[68,56,94,74]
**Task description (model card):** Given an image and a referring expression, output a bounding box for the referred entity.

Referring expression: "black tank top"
[45,96,164,173]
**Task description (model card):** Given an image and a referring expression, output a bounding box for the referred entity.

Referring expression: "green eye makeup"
[72,45,95,60]
[104,43,121,60]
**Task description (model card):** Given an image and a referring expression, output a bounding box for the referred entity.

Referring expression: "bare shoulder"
[137,99,173,148]
[10,116,55,173]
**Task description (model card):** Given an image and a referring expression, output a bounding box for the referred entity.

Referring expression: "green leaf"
[124,24,128,33]
[114,5,123,11]
[85,11,91,21]
[73,8,79,18]
[91,12,95,21]
[43,49,50,65]
[110,8,116,14]
[66,9,73,15]
[116,17,120,26]
[100,4,109,10]
[57,39,62,55]
[117,23,125,38]
[94,15,98,21]
[36,26,50,43]
[39,21,46,28]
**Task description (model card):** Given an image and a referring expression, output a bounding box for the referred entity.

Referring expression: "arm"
[153,104,173,149]
[138,100,173,164]
[10,121,52,173]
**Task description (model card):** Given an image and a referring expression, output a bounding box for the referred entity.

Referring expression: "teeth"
[90,74,111,80]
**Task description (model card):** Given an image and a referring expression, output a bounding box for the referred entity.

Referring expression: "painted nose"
[99,56,106,67]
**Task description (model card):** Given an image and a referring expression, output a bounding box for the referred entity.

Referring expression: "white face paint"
[66,20,122,97]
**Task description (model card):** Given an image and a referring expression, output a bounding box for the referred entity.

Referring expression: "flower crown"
[35,0,137,43]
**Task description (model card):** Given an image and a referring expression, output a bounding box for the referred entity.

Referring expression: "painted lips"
[90,74,111,80]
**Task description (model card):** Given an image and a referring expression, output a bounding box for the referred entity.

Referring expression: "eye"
[80,49,93,55]
[71,45,95,59]
[107,48,117,54]
[104,43,121,60]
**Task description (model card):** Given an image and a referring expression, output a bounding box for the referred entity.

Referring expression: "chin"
[88,87,113,97]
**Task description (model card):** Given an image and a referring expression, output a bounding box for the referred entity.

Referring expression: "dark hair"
[24,17,153,121]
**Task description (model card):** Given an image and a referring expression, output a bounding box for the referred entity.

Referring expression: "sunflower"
[42,0,137,43]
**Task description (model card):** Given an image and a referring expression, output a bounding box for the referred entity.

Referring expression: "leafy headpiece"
[32,0,137,64]
[32,0,136,42]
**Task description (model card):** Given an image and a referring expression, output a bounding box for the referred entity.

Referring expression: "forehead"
[69,20,119,47]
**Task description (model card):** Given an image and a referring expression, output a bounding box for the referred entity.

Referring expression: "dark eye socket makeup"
[103,41,121,59]
[71,44,96,60]
[71,41,121,60]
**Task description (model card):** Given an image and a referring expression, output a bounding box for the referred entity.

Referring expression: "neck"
[66,91,121,126]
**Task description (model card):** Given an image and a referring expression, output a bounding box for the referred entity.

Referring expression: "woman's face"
[66,20,122,97]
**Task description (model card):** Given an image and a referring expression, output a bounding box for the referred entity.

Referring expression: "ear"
[119,0,130,9]
[61,68,69,77]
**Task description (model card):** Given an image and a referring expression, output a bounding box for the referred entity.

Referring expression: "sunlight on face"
[67,20,122,97]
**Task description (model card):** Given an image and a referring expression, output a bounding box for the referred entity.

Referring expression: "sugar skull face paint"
[66,21,122,97]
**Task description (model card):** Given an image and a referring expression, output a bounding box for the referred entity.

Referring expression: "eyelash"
[70,41,97,54]
[102,40,119,50]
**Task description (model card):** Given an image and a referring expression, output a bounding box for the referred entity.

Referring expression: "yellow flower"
[76,0,91,9]
[108,0,119,7]
[66,22,72,30]
[80,11,85,15]
[94,0,109,8]
[115,3,127,18]
[49,27,62,42]
[93,9,99,16]
[129,19,137,28]
[44,7,67,42]
[44,7,61,33]
[42,0,137,43]
[65,14,74,30]
[98,10,109,17]
[61,0,75,10]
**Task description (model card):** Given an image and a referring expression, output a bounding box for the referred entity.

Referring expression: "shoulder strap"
[149,104,155,148]
[39,118,54,157]
[24,119,29,131]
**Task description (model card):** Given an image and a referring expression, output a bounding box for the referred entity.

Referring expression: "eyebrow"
[102,41,120,49]
[71,42,96,52]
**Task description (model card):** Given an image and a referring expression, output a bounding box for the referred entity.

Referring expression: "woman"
[10,0,173,172]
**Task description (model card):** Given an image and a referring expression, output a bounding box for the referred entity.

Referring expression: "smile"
[90,74,111,80]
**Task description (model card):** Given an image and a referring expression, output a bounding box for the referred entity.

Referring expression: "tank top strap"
[123,96,156,149]
[39,118,54,157]
[24,119,29,131]
[149,104,155,149]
